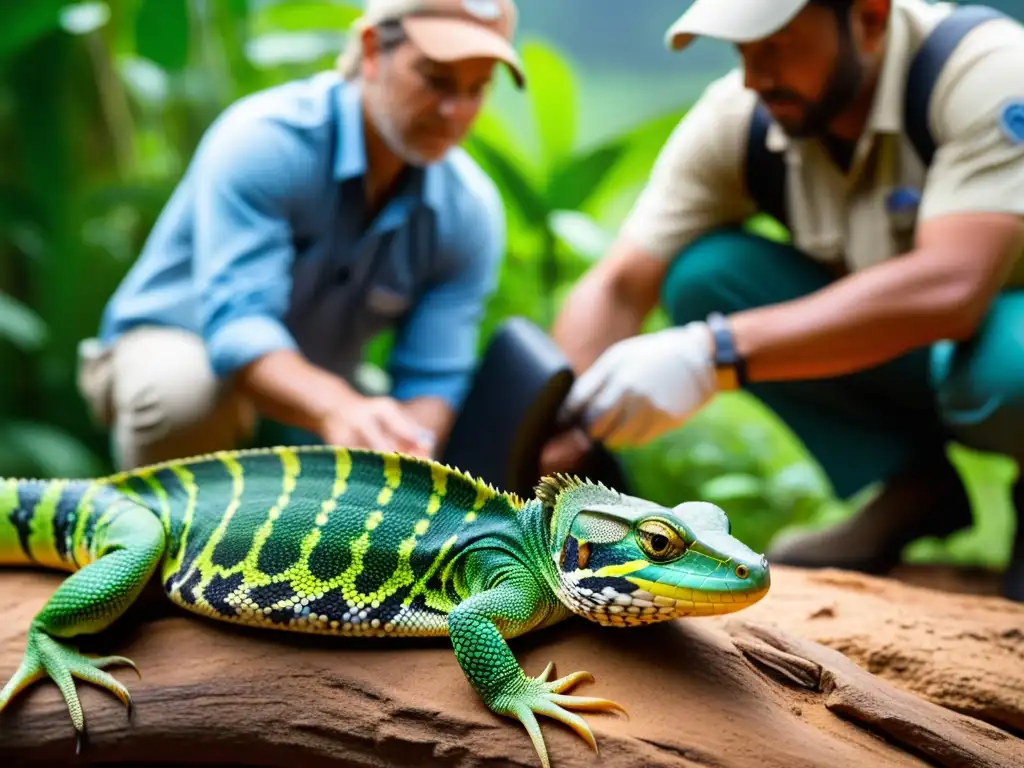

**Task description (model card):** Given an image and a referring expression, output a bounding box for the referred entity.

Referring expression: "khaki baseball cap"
[664,0,810,51]
[338,0,525,88]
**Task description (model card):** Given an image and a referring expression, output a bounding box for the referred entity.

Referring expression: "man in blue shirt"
[76,0,525,470]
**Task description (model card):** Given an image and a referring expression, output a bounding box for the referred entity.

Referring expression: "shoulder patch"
[998,98,1024,144]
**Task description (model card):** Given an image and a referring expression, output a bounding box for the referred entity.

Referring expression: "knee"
[111,330,223,445]
[661,228,745,324]
[660,227,796,325]
[931,298,1024,460]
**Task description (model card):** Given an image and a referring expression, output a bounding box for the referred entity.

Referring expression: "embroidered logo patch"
[462,0,502,20]
[885,185,921,214]
[998,99,1024,144]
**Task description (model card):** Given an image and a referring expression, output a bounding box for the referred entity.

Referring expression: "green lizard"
[0,445,770,767]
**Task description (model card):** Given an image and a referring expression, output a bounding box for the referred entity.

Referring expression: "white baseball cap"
[665,0,811,51]
[338,0,525,88]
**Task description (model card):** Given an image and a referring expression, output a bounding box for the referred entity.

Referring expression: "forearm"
[551,248,658,374]
[729,247,996,382]
[234,349,360,434]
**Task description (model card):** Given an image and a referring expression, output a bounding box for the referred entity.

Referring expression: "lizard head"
[536,474,770,627]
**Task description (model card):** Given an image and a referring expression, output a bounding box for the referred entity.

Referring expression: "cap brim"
[665,0,808,51]
[402,16,525,89]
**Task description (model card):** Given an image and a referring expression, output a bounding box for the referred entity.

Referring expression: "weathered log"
[1,566,1021,767]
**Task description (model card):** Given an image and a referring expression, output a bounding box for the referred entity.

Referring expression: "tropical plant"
[0,0,1013,572]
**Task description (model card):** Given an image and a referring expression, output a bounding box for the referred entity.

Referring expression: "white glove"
[561,321,718,449]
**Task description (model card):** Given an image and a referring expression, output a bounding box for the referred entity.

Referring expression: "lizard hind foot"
[496,663,628,768]
[0,628,138,750]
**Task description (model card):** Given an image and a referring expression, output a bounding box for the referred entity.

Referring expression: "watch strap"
[706,312,747,390]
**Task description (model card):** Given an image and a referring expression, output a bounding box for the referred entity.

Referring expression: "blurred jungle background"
[0,0,1020,575]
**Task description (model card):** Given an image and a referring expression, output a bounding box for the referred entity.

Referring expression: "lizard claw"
[0,628,138,752]
[493,662,628,768]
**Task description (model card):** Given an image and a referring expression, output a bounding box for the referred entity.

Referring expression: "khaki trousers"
[77,327,256,470]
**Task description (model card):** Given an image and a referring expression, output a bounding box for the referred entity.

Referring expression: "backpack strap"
[903,4,1008,167]
[742,4,1008,226]
[744,100,789,229]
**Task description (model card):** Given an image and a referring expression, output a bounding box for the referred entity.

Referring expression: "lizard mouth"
[620,577,770,618]
[577,590,771,628]
[564,571,770,627]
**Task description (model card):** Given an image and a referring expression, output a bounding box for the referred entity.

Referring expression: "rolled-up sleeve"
[918,20,1024,224]
[387,180,505,409]
[190,111,304,378]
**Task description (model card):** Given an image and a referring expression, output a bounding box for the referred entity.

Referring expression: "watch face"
[711,329,738,366]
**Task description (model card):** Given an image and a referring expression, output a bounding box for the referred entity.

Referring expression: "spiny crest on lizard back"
[536,476,772,629]
[534,472,632,543]
[60,444,537,640]
[101,445,527,509]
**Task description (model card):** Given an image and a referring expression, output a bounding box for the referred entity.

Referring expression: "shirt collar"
[334,79,367,182]
[332,77,445,214]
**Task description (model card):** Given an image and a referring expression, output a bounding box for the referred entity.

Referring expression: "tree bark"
[1,567,1021,767]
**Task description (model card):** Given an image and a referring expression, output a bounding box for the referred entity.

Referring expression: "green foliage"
[0,293,48,352]
[0,0,1013,571]
[135,0,190,71]
[0,1,66,66]
[621,394,842,556]
[461,39,687,336]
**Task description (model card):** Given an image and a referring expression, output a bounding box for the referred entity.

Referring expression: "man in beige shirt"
[545,0,1024,600]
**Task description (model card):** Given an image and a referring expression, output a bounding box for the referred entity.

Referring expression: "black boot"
[1002,477,1024,602]
[766,449,974,574]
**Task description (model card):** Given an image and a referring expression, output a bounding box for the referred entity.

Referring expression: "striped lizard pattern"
[0,445,770,767]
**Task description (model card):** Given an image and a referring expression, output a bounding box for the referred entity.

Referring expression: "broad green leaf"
[463,133,548,229]
[114,56,170,105]
[520,40,576,171]
[468,105,536,180]
[201,0,262,103]
[135,0,190,72]
[60,2,110,35]
[548,210,611,261]
[0,293,48,352]
[0,420,104,478]
[0,1,66,64]
[584,108,688,217]
[546,139,625,211]
[251,1,361,36]
[767,463,830,502]
[83,181,175,215]
[247,31,342,67]
[700,473,763,502]
[0,181,42,228]
[227,0,248,20]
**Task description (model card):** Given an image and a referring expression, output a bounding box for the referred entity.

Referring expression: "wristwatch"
[706,311,747,391]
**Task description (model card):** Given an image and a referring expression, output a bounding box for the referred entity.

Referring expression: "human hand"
[318,395,436,457]
[539,427,592,476]
[559,321,718,449]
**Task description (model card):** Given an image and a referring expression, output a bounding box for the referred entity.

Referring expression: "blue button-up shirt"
[99,70,506,409]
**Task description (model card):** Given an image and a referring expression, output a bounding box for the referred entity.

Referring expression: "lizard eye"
[636,519,687,562]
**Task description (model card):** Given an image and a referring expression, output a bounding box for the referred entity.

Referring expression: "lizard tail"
[0,477,113,572]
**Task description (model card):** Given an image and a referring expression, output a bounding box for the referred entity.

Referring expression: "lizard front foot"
[0,626,139,753]
[490,661,628,768]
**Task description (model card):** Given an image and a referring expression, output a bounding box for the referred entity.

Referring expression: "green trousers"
[661,227,1024,499]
